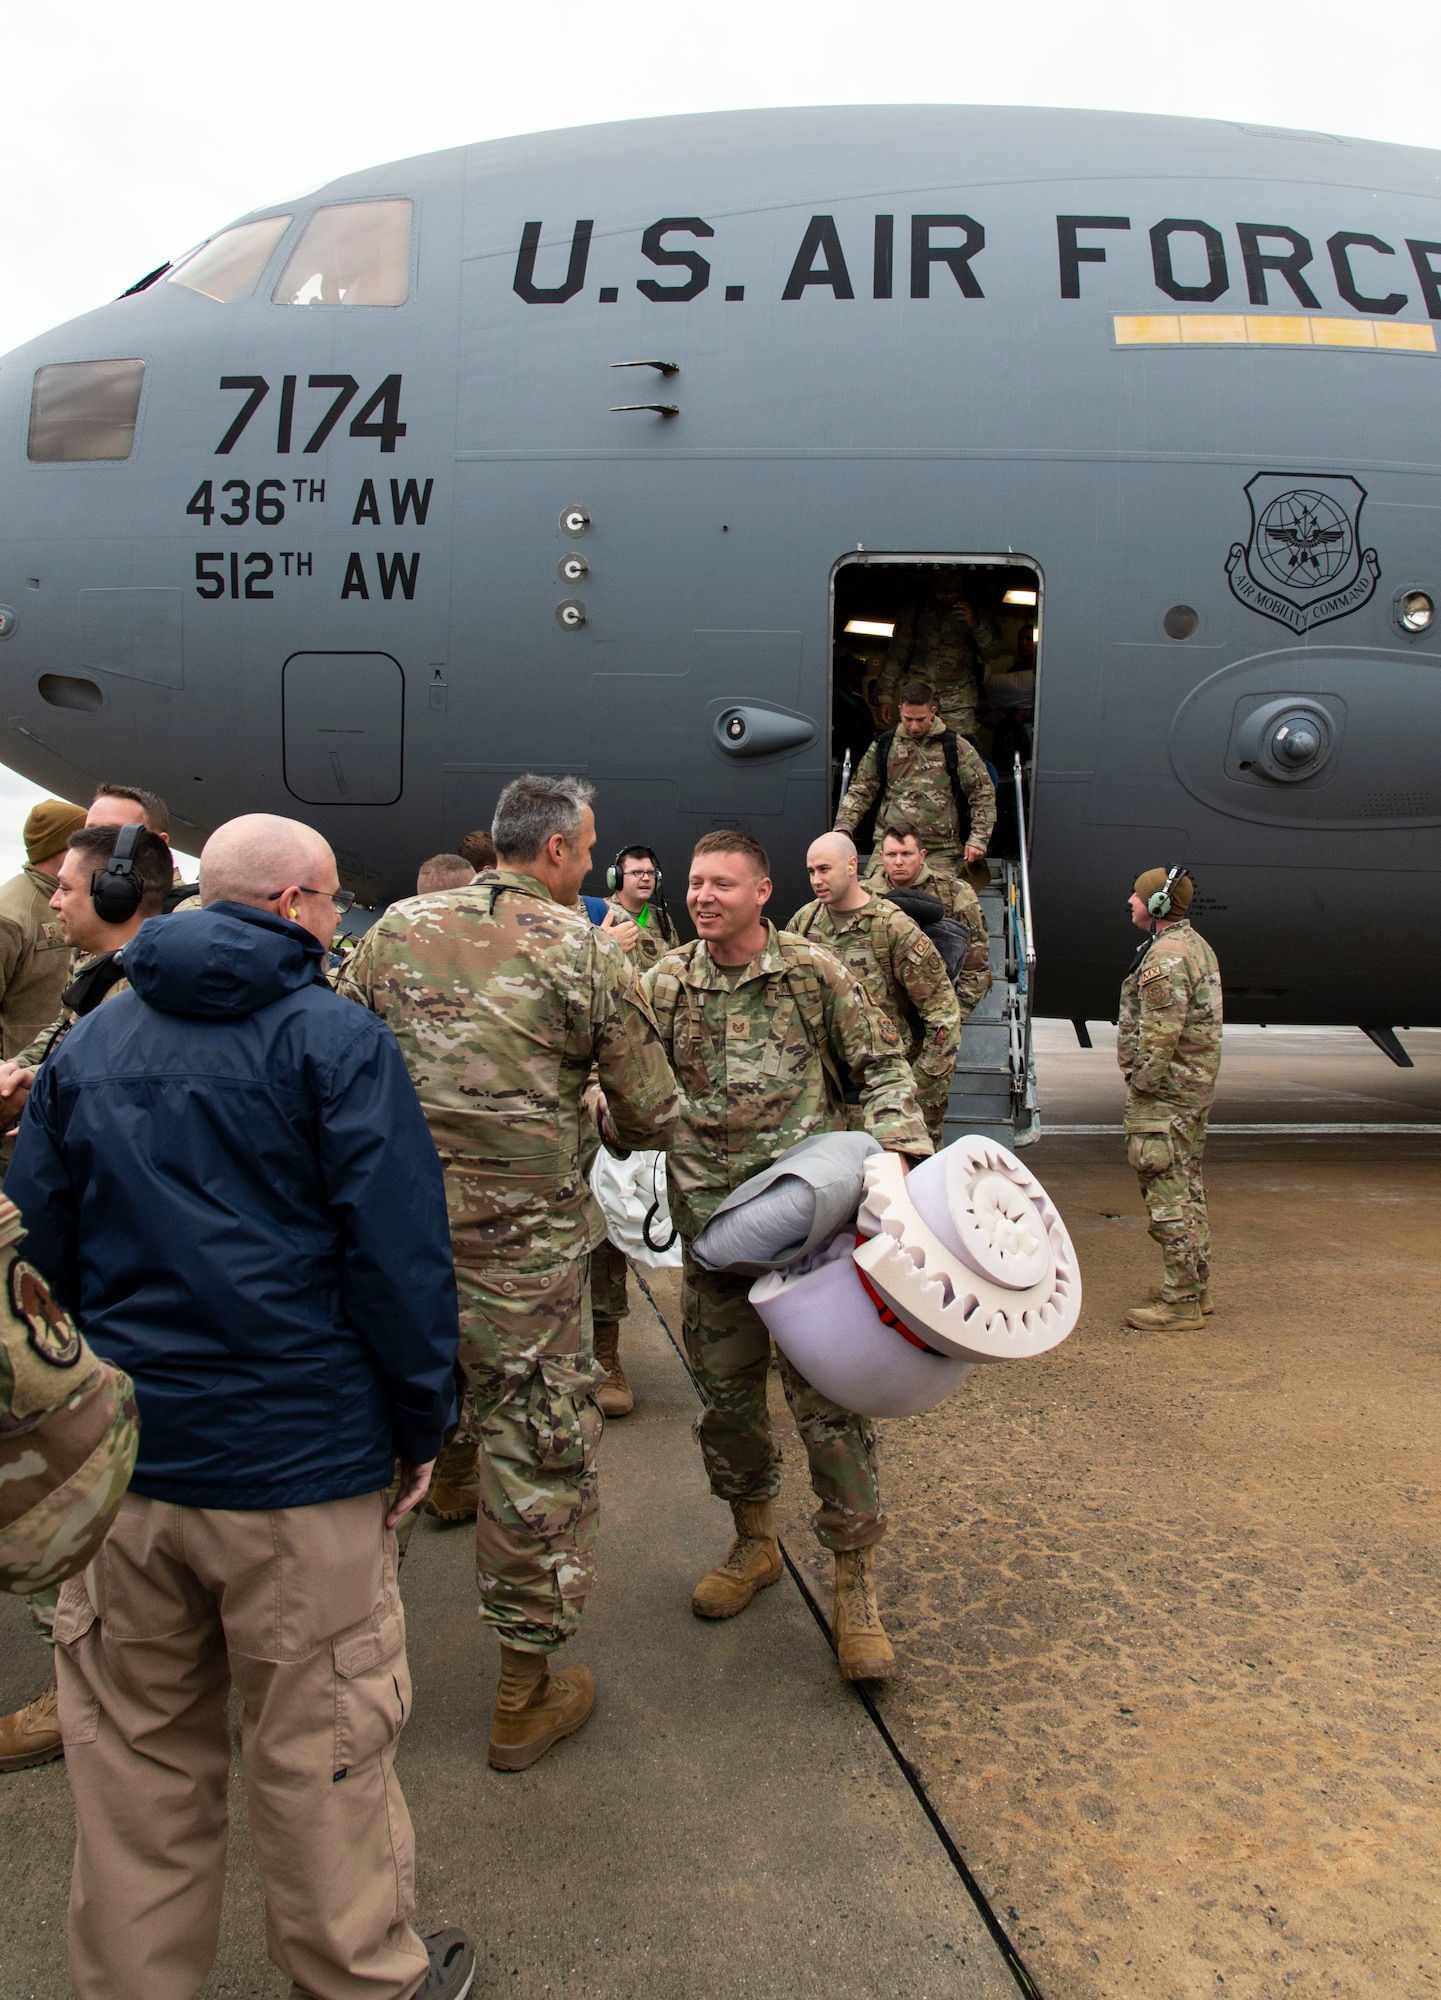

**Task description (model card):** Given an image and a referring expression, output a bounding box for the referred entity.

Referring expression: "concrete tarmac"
[0,1286,1016,2000]
[770,1022,1441,2000]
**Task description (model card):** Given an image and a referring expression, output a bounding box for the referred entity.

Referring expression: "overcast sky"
[0,0,1436,876]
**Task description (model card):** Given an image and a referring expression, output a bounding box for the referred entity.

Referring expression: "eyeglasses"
[268,886,356,915]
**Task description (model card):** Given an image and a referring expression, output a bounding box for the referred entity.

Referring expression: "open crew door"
[830,554,1041,1146]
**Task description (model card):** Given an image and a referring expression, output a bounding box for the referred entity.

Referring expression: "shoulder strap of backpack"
[776,936,846,1111]
[939,729,972,845]
[874,728,897,811]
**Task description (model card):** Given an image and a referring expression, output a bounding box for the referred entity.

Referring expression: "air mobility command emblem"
[1226,472,1379,633]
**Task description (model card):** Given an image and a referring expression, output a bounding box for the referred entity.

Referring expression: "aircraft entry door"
[829,553,1039,859]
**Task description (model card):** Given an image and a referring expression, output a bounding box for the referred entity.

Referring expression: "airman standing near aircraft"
[343,775,679,1769]
[603,845,680,972]
[788,832,960,1150]
[0,820,174,1774]
[0,1193,138,1773]
[590,844,682,1416]
[868,823,993,1023]
[0,801,87,1062]
[875,579,1002,739]
[643,831,931,1683]
[1118,867,1223,1333]
[834,682,996,882]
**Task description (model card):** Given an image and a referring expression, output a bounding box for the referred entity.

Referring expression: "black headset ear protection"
[1147,864,1188,920]
[607,847,662,895]
[90,822,146,925]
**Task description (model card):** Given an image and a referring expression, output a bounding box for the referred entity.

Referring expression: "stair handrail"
[1012,753,1036,972]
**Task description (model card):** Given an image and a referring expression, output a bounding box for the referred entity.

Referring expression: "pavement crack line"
[630,1263,1046,2000]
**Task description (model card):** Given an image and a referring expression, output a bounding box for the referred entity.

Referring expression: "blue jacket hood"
[123,902,326,1018]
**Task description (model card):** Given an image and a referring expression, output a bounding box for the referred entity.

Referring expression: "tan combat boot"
[691,1498,783,1619]
[0,1678,63,1771]
[424,1448,480,1522]
[1152,1283,1213,1315]
[593,1321,634,1418]
[487,1645,596,1772]
[832,1547,896,1682]
[1126,1297,1205,1331]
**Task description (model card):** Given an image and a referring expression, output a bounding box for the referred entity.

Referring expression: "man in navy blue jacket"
[8,814,474,2000]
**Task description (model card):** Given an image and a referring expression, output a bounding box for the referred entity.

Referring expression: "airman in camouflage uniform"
[0,802,87,1061]
[1117,868,1222,1333]
[343,774,678,1769]
[643,831,931,1684]
[876,583,1002,738]
[0,821,167,1772]
[835,690,996,878]
[0,1192,138,1770]
[866,833,993,1021]
[789,834,960,1151]
[590,850,682,1412]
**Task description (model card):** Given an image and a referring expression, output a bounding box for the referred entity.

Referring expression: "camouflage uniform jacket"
[341,868,679,1270]
[834,718,997,854]
[603,893,681,972]
[1117,919,1222,1127]
[0,1193,138,1595]
[0,867,70,1061]
[876,599,1002,718]
[864,857,993,1018]
[641,922,931,1242]
[785,896,960,1080]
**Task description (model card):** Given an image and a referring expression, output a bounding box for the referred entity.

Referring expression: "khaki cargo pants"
[53,1489,427,2000]
[1126,1101,1212,1302]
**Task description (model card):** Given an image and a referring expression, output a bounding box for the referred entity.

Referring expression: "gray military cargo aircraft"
[1,104,1438,1042]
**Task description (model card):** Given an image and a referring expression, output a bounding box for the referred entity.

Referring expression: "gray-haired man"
[343,775,679,1770]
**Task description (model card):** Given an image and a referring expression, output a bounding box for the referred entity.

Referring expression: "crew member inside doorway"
[831,561,1037,861]
[834,682,996,883]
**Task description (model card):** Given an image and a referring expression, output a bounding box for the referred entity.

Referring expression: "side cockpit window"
[28,360,145,462]
[167,216,294,304]
[271,200,413,306]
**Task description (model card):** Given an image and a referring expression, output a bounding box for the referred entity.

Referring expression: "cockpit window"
[271,200,413,307]
[168,216,293,304]
[28,360,145,463]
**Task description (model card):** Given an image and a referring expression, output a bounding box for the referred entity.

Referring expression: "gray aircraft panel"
[2,104,1441,1021]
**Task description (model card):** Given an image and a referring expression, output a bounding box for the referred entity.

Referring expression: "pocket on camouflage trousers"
[524,1355,603,1475]
[1126,1131,1175,1176]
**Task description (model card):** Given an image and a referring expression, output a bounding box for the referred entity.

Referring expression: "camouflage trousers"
[444,1259,603,1655]
[589,1239,630,1329]
[936,702,978,741]
[1126,1102,1212,1302]
[681,1249,886,1552]
[913,1064,955,1152]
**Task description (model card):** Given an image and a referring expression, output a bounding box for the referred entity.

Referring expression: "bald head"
[200,815,338,945]
[806,830,865,912]
[808,832,857,871]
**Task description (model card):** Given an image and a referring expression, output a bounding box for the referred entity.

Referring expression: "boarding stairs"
[941,758,1039,1150]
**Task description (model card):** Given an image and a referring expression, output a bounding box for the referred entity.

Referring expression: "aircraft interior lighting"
[844,620,895,638]
[1002,589,1038,606]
